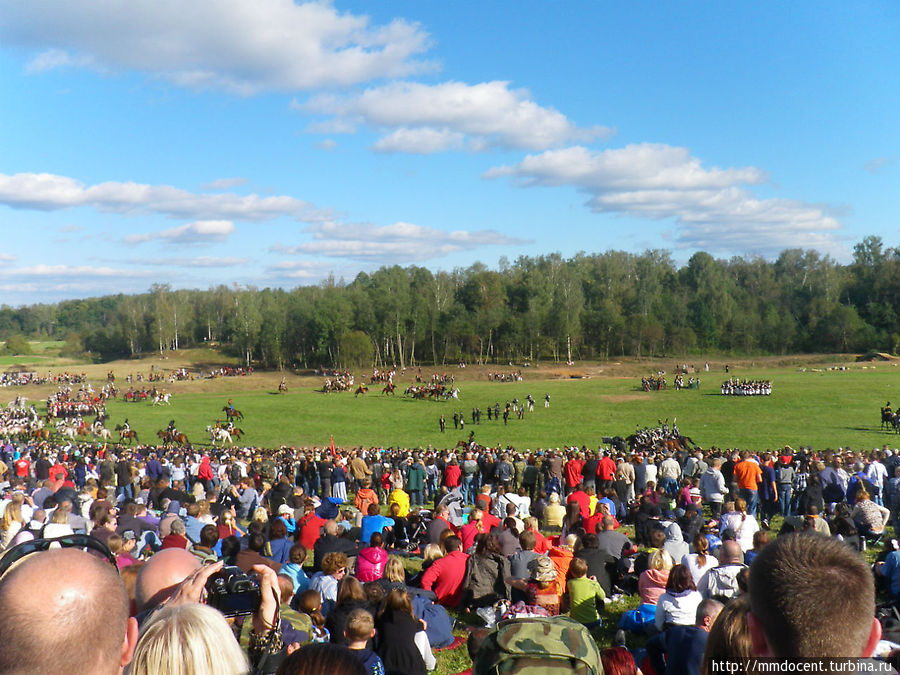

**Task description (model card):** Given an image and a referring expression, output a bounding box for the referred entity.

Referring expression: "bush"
[4,335,31,355]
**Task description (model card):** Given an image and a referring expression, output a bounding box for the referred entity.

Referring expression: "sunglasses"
[0,534,117,579]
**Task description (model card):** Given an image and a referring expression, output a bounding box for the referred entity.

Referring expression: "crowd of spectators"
[0,435,898,674]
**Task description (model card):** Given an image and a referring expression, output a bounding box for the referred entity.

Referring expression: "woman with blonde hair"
[217,509,244,540]
[126,602,248,675]
[638,548,674,606]
[0,500,26,551]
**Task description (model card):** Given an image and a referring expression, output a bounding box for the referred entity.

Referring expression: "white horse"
[152,392,171,405]
[207,425,232,445]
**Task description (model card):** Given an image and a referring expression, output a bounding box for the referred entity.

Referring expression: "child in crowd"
[345,608,386,675]
[565,557,606,639]
[279,543,311,593]
[297,588,330,643]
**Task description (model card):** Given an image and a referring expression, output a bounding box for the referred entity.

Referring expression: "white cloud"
[1,0,432,94]
[0,264,155,278]
[0,172,328,222]
[274,220,529,262]
[0,253,17,262]
[58,224,84,233]
[372,127,465,154]
[123,220,236,244]
[487,143,842,254]
[315,139,338,150]
[200,177,248,191]
[303,80,611,152]
[131,256,249,267]
[267,260,326,279]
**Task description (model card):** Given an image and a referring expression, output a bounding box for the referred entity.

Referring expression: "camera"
[205,565,262,617]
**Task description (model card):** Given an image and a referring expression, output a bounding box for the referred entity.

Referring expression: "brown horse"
[355,384,368,397]
[32,428,51,441]
[222,406,244,421]
[115,426,139,444]
[158,429,191,447]
[382,382,395,395]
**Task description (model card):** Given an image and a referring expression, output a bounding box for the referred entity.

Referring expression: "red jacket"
[297,512,327,550]
[564,459,585,488]
[444,464,462,488]
[422,550,469,607]
[567,490,590,519]
[598,457,616,481]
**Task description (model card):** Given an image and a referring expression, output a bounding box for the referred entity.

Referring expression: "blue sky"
[0,1,897,306]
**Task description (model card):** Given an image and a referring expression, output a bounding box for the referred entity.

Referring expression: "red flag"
[330,436,336,455]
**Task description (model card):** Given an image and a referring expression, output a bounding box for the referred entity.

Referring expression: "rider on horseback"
[884,402,893,416]
[122,418,131,432]
[226,398,235,412]
[167,419,177,435]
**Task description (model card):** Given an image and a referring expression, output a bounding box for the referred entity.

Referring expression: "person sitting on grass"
[344,608,385,675]
[564,557,606,638]
[654,563,702,631]
[356,532,389,583]
[280,543,311,594]
[506,555,562,615]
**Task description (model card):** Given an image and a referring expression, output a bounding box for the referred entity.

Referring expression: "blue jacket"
[645,624,708,675]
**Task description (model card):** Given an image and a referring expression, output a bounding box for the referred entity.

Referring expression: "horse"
[115,425,139,444]
[222,406,244,421]
[355,384,368,397]
[882,408,895,431]
[207,425,232,445]
[158,429,191,447]
[152,392,171,405]
[382,382,396,395]
[32,428,51,441]
[230,427,245,440]
[278,379,287,393]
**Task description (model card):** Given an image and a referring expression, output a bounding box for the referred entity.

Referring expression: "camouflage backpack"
[473,616,604,675]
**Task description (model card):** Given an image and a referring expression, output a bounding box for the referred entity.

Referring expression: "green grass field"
[92,364,900,452]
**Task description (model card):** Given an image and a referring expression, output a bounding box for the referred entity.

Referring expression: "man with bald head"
[697,539,747,602]
[134,547,204,613]
[0,548,139,674]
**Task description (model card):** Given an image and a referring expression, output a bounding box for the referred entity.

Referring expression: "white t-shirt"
[682,552,718,585]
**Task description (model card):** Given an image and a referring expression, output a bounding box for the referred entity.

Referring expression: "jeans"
[778,485,792,517]
[738,488,759,516]
[409,489,423,506]
[462,475,477,505]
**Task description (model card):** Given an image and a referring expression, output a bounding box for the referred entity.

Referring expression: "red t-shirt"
[14,459,30,477]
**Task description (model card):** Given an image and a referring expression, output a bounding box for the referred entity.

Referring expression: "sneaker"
[613,629,627,648]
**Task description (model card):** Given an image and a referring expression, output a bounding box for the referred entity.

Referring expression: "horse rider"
[122,418,131,432]
[225,419,235,433]
[884,402,893,417]
[167,419,177,436]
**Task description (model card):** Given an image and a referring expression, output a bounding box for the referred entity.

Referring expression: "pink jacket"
[355,546,388,582]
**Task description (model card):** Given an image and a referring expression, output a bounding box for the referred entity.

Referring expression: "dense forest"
[1,237,898,368]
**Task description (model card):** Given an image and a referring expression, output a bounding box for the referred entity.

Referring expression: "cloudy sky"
[0,1,897,305]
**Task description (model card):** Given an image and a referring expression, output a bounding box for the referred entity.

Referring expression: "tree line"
[1,236,897,368]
